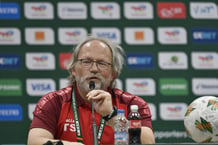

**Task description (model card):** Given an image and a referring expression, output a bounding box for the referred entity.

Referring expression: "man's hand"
[86,90,113,116]
[28,128,84,145]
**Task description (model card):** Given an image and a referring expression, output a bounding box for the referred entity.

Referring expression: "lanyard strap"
[71,90,105,143]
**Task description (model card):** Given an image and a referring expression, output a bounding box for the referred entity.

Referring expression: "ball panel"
[184,96,218,143]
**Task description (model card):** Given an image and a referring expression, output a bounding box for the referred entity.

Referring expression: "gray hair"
[67,36,125,88]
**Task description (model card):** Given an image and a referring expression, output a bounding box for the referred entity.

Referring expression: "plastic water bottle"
[114,109,129,145]
[128,105,141,144]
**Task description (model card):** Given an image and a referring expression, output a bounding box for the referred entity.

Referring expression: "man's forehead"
[83,40,108,48]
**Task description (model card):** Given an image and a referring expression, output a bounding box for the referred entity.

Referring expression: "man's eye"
[98,62,106,65]
[83,60,91,64]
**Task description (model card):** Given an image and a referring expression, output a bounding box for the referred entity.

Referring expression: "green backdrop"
[0,0,218,144]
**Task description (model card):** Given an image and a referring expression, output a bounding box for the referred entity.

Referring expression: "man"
[27,36,155,145]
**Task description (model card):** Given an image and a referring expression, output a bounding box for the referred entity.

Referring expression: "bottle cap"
[118,109,125,114]
[130,105,138,112]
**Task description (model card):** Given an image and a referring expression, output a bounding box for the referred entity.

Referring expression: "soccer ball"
[184,96,218,143]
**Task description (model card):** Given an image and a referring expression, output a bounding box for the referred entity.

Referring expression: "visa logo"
[27,79,55,96]
[31,84,51,91]
[127,53,154,69]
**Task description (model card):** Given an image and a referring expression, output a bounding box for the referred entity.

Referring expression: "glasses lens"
[97,62,108,70]
[81,59,91,68]
[79,59,111,70]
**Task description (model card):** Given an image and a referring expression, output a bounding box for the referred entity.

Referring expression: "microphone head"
[89,81,95,90]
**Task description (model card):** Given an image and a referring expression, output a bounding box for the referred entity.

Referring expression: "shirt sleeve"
[129,97,153,129]
[112,88,153,130]
[29,92,62,137]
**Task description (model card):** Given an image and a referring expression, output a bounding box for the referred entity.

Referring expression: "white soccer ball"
[184,96,218,143]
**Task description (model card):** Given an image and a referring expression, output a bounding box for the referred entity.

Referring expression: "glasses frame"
[76,58,112,70]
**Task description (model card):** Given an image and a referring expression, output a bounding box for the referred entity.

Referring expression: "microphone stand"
[92,99,98,145]
[89,81,98,145]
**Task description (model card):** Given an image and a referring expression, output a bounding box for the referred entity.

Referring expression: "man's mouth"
[88,77,99,81]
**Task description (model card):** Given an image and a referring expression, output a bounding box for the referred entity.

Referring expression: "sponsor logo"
[160,103,187,120]
[24,2,54,19]
[0,54,21,70]
[91,27,120,44]
[158,27,187,44]
[26,53,55,70]
[58,28,87,44]
[0,28,21,45]
[190,2,218,19]
[127,53,154,69]
[58,2,87,19]
[28,103,36,120]
[157,2,186,19]
[192,52,218,69]
[124,2,153,19]
[25,28,54,45]
[192,28,218,44]
[64,118,76,132]
[59,53,73,70]
[0,79,22,96]
[0,104,23,121]
[124,27,154,45]
[148,103,156,120]
[26,79,56,96]
[0,3,20,19]
[158,52,188,69]
[159,78,188,95]
[192,78,218,95]
[126,78,155,96]
[91,2,120,19]
[154,130,188,139]
[129,120,141,128]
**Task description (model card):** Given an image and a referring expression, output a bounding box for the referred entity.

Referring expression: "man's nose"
[89,62,99,71]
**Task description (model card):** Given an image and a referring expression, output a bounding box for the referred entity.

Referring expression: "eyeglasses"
[77,59,112,70]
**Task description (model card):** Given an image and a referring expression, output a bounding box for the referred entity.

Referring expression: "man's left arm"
[141,126,155,144]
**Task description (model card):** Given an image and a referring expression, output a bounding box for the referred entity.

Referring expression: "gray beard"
[75,74,112,93]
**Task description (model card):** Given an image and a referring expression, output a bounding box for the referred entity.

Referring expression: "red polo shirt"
[30,85,152,144]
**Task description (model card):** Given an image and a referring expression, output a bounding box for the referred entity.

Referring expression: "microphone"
[89,81,95,90]
[89,81,98,145]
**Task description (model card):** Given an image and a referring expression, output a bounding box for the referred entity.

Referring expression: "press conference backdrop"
[1,0,218,144]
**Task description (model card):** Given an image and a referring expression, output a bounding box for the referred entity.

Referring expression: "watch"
[102,106,117,121]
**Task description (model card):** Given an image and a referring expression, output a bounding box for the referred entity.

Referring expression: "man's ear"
[70,66,76,77]
[112,72,118,80]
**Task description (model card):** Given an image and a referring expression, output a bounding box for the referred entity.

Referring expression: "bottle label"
[115,132,128,141]
[129,120,141,128]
